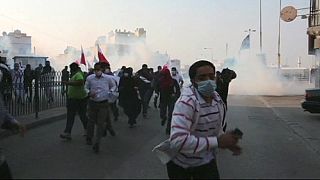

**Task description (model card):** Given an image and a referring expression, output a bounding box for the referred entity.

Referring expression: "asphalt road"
[1,95,320,179]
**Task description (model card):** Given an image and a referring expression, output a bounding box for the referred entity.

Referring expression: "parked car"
[301,88,320,113]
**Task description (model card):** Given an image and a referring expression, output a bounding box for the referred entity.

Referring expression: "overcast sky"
[0,0,312,67]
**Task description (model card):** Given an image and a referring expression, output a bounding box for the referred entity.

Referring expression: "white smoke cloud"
[228,51,313,96]
[0,35,14,67]
[52,41,169,73]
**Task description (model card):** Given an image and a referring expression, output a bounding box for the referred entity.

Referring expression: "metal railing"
[4,71,67,118]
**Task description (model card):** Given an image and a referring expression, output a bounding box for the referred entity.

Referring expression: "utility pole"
[259,0,263,53]
[277,0,282,69]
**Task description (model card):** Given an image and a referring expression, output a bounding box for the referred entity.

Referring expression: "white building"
[95,28,147,57]
[0,30,32,67]
[13,55,48,69]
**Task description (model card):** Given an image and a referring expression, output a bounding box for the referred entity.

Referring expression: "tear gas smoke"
[228,51,313,96]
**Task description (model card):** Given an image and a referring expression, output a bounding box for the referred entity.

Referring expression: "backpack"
[0,64,12,95]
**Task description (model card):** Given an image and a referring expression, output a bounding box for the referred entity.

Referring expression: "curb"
[0,111,66,139]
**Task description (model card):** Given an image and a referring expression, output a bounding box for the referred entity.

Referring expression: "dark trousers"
[123,99,141,125]
[153,94,159,107]
[109,101,119,120]
[87,100,109,144]
[64,98,88,134]
[166,160,220,179]
[160,96,175,132]
[0,160,12,179]
[24,85,32,100]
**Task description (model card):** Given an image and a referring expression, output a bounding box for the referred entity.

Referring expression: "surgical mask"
[196,80,217,97]
[124,73,129,77]
[95,71,102,77]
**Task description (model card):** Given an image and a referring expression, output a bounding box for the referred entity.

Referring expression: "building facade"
[0,30,32,67]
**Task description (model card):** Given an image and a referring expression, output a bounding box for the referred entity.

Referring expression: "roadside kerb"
[0,107,66,139]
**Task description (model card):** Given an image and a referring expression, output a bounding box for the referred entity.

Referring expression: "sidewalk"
[0,107,67,139]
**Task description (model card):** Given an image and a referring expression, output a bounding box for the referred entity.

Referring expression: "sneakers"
[60,133,72,140]
[93,143,100,153]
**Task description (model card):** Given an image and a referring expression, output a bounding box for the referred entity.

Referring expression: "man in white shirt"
[85,62,116,153]
[171,67,184,88]
[166,60,242,179]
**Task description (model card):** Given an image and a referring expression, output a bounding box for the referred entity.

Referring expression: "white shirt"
[85,74,116,102]
[169,86,226,168]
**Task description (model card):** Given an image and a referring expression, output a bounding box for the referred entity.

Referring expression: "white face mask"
[196,80,217,97]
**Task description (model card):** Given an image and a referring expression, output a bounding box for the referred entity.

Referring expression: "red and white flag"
[97,44,110,65]
[80,46,86,66]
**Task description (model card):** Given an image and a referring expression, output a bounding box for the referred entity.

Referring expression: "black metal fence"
[4,71,67,118]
